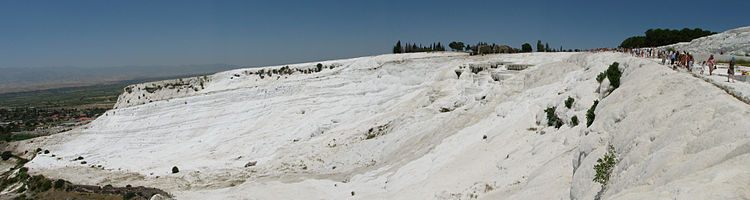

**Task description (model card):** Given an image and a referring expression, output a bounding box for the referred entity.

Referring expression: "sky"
[1,0,748,68]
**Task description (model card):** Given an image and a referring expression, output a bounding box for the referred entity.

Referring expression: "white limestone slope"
[23,51,750,199]
[662,26,750,56]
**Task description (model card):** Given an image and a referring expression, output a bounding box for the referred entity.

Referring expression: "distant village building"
[476,44,492,55]
[494,45,512,53]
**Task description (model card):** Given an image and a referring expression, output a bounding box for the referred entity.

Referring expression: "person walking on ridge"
[708,55,716,75]
[669,51,676,65]
[728,57,736,83]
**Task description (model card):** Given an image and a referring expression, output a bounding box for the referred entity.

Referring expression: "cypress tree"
[537,40,543,52]
[393,41,403,53]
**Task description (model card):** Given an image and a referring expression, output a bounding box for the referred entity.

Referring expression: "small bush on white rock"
[570,115,579,126]
[544,107,563,129]
[593,145,617,187]
[586,100,599,127]
[605,62,622,89]
[596,72,606,83]
[596,62,622,98]
[565,97,575,109]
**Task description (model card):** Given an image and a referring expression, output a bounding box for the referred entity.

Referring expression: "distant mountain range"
[0,64,247,94]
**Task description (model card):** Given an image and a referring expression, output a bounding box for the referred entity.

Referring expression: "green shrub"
[593,145,617,187]
[27,175,50,192]
[15,158,28,166]
[1,151,12,161]
[40,179,52,191]
[172,166,179,173]
[571,115,579,126]
[596,62,621,90]
[606,62,621,89]
[16,186,26,193]
[11,134,36,141]
[17,175,29,182]
[544,107,563,128]
[17,167,29,180]
[53,179,65,189]
[596,72,606,83]
[124,192,137,200]
[565,97,575,109]
[586,100,599,127]
[2,177,19,189]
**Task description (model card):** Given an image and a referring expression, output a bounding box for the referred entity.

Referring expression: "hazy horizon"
[0,64,244,94]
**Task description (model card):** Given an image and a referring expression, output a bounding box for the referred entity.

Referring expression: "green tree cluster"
[521,43,532,52]
[393,41,445,53]
[533,40,563,52]
[448,41,465,51]
[620,28,715,48]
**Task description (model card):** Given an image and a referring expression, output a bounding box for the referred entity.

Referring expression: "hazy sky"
[1,0,748,68]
